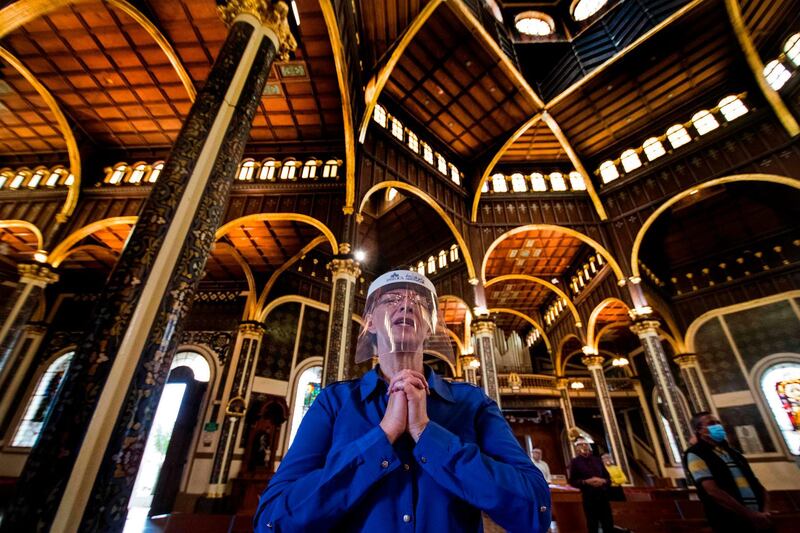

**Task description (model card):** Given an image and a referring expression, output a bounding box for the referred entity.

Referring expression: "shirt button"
[403,514,411,523]
[540,506,548,512]
[266,523,272,528]
[403,463,410,471]
[381,460,389,468]
[420,456,427,463]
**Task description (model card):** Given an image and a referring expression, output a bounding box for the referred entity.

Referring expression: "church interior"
[0,0,799,531]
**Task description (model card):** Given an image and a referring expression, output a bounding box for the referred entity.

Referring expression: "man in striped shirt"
[683,412,773,532]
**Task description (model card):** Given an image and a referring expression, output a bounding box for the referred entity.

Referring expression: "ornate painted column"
[583,353,630,480]
[207,321,265,498]
[322,247,360,386]
[630,318,692,451]
[0,263,58,373]
[674,353,710,413]
[0,323,48,433]
[472,317,501,407]
[556,377,576,431]
[461,353,480,385]
[3,3,296,532]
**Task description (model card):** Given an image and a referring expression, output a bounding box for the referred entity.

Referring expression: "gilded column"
[630,319,691,450]
[674,353,710,413]
[583,353,630,480]
[556,377,576,431]
[0,323,48,433]
[472,318,501,407]
[461,353,480,385]
[322,249,360,386]
[0,263,58,373]
[207,321,265,498]
[4,3,296,532]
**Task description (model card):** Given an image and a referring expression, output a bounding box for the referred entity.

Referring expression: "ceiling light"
[33,250,48,263]
[570,381,585,390]
[515,11,554,36]
[612,356,629,367]
[354,249,366,262]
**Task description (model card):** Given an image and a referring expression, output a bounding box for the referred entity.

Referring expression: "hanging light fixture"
[611,356,630,367]
[570,381,585,390]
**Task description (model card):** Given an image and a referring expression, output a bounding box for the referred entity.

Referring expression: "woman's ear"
[366,314,376,334]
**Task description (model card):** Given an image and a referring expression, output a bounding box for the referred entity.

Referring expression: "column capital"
[218,0,297,60]
[556,377,570,390]
[327,257,361,278]
[581,355,605,369]
[471,317,496,336]
[17,263,59,286]
[674,353,699,367]
[237,320,265,336]
[629,319,660,336]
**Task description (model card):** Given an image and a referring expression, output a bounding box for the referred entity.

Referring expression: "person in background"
[256,270,550,532]
[601,453,627,501]
[684,412,772,532]
[531,448,552,483]
[568,437,614,533]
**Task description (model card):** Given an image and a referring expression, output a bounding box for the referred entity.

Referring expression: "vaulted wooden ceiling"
[484,228,585,279]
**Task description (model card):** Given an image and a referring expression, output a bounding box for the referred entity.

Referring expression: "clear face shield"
[355,271,454,365]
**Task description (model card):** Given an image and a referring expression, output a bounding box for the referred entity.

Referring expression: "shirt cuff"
[412,420,459,467]
[354,426,401,476]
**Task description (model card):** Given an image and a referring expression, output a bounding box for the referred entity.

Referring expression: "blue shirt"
[255,366,550,532]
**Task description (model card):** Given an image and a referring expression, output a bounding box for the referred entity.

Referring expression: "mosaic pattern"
[179,330,233,367]
[324,277,349,385]
[297,306,328,362]
[717,404,776,452]
[725,301,800,370]
[256,303,300,379]
[588,363,630,477]
[694,317,748,394]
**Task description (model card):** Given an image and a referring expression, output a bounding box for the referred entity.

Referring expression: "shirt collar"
[359,365,454,403]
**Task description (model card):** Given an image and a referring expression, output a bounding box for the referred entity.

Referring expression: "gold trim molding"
[581,355,605,369]
[674,353,698,367]
[327,257,361,278]
[629,320,660,336]
[218,0,297,61]
[18,263,59,285]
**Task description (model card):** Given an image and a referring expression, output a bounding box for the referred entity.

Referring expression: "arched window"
[322,159,339,178]
[598,161,619,183]
[387,187,398,202]
[280,160,298,180]
[549,172,567,191]
[620,149,642,172]
[373,104,387,127]
[572,0,607,21]
[515,11,554,36]
[718,95,748,121]
[13,352,74,447]
[481,180,489,193]
[417,260,425,274]
[568,171,586,191]
[692,110,719,135]
[785,33,800,66]
[436,153,447,175]
[406,130,419,153]
[449,163,460,185]
[427,256,436,274]
[511,172,527,192]
[288,365,322,447]
[148,162,164,183]
[259,159,278,180]
[391,117,404,140]
[170,351,211,382]
[491,173,507,193]
[643,137,666,161]
[449,244,459,262]
[422,142,434,164]
[666,124,692,149]
[530,172,547,191]
[45,168,66,187]
[28,168,48,188]
[301,159,318,179]
[129,162,148,184]
[764,60,791,90]
[64,173,75,186]
[760,361,800,455]
[0,170,11,189]
[9,170,28,189]
[438,250,447,268]
[238,159,257,181]
[107,163,128,185]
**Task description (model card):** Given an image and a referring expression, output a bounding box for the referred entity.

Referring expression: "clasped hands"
[584,477,607,488]
[379,369,430,444]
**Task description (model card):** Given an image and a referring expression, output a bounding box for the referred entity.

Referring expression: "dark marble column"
[322,252,360,386]
[583,354,631,481]
[630,318,692,451]
[0,263,57,375]
[3,3,296,532]
[472,318,501,407]
[675,353,711,413]
[207,321,265,498]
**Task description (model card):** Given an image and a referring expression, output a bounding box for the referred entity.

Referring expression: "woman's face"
[368,288,433,353]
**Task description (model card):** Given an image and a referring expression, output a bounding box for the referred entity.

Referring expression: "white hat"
[366,269,437,302]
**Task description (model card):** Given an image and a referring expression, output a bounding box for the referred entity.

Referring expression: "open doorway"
[123,352,210,532]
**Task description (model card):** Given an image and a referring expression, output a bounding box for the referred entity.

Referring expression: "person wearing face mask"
[255,270,550,532]
[683,412,773,532]
[567,437,614,533]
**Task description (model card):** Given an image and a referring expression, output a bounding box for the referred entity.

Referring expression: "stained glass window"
[13,352,74,447]
[288,365,322,447]
[761,362,800,455]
